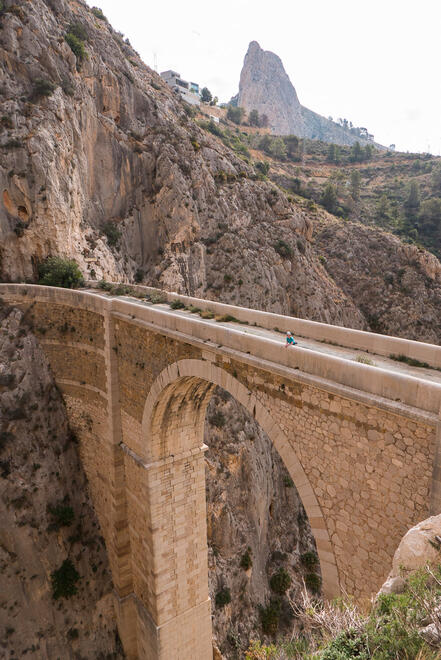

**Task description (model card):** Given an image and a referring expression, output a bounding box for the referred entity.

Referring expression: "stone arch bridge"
[1,284,441,659]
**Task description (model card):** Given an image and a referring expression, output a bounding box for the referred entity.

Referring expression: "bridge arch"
[134,359,339,656]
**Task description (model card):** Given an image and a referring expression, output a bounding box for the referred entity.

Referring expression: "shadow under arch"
[141,359,340,601]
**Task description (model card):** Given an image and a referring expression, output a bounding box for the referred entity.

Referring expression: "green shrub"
[321,629,369,660]
[216,314,238,323]
[355,355,375,366]
[91,6,107,20]
[189,306,201,314]
[273,240,293,258]
[200,309,214,319]
[65,26,88,69]
[67,21,88,42]
[240,548,252,570]
[300,551,319,569]
[305,572,321,593]
[51,559,80,599]
[0,115,13,129]
[191,139,200,151]
[245,640,277,659]
[67,628,79,640]
[270,568,291,595]
[98,279,112,291]
[149,291,167,304]
[227,105,244,125]
[110,284,134,296]
[389,353,431,369]
[283,475,294,487]
[38,257,84,289]
[102,222,121,247]
[209,411,225,428]
[170,299,185,310]
[48,501,74,531]
[259,599,281,635]
[215,587,231,608]
[32,78,56,99]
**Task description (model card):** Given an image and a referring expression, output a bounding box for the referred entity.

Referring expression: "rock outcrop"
[0,0,367,328]
[314,218,441,344]
[378,513,441,601]
[237,41,377,146]
[238,41,304,137]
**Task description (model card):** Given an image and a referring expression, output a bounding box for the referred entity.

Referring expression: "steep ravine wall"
[0,302,124,658]
[206,389,317,657]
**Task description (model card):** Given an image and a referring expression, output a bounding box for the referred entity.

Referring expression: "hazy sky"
[86,0,441,154]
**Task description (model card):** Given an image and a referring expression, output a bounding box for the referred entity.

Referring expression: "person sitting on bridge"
[285,331,297,347]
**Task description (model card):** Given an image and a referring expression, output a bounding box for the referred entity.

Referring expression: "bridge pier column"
[122,440,213,659]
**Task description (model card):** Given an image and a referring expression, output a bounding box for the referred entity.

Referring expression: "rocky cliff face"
[0,0,367,328]
[237,41,376,146]
[205,389,317,656]
[314,218,441,344]
[238,41,305,137]
[0,303,123,658]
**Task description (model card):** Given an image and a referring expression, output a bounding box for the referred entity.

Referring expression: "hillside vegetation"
[196,108,441,260]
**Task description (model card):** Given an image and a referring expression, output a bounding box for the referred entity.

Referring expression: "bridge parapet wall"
[86,280,441,369]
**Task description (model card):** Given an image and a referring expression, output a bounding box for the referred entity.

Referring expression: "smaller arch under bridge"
[1,284,441,659]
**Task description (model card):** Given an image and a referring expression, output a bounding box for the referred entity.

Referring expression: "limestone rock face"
[0,0,366,327]
[0,303,123,658]
[238,41,305,136]
[378,514,441,598]
[314,218,441,344]
[205,389,318,656]
[237,41,377,146]
[389,515,441,578]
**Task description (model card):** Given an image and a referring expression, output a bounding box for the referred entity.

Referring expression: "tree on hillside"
[210,96,218,106]
[249,109,260,126]
[269,137,287,160]
[327,143,340,164]
[227,105,245,124]
[285,135,301,160]
[404,181,420,220]
[255,161,270,176]
[375,195,391,226]
[350,141,363,163]
[260,113,269,128]
[364,144,373,161]
[200,87,212,103]
[350,170,361,201]
[431,162,441,194]
[418,198,441,237]
[320,183,338,214]
[259,134,272,155]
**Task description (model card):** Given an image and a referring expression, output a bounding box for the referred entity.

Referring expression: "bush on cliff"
[51,559,80,599]
[38,257,84,289]
[247,565,441,659]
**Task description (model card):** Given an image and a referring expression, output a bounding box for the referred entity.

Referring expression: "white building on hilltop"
[160,70,200,106]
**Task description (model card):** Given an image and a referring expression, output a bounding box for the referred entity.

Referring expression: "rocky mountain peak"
[237,40,379,147]
[238,41,303,135]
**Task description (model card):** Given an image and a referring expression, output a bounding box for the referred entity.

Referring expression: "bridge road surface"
[109,293,441,387]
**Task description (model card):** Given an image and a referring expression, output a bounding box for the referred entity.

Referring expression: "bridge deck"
[114,293,441,387]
